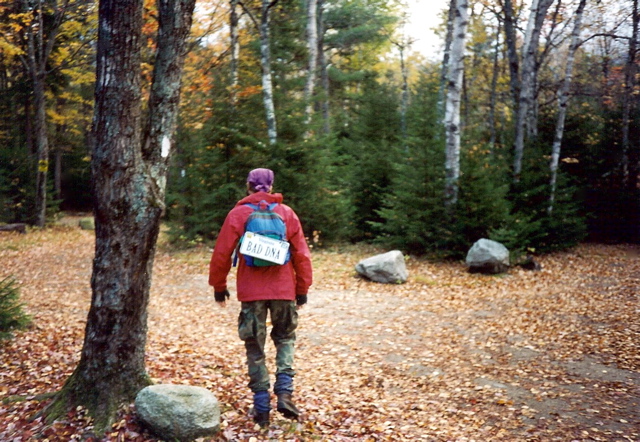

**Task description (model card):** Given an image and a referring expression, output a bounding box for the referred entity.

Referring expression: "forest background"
[0,0,639,257]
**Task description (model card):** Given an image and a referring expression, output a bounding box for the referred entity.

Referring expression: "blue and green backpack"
[234,201,291,267]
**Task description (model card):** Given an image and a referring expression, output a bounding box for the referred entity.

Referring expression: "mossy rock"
[79,218,95,230]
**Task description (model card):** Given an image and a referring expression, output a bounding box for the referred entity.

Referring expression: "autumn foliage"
[1,221,639,440]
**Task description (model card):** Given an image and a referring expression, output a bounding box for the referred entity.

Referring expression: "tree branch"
[238,1,258,29]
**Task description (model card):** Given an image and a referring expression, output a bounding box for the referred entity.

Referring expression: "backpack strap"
[245,203,260,211]
[248,200,278,211]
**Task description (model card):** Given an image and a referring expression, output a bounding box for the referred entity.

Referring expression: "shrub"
[0,277,31,340]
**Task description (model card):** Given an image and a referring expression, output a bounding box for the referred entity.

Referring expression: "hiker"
[208,168,313,428]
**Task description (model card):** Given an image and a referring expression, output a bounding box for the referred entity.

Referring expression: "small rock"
[78,218,95,230]
[135,384,220,441]
[520,255,541,271]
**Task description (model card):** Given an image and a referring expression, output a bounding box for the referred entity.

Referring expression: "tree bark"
[317,0,331,135]
[444,0,469,207]
[439,0,457,123]
[230,0,240,108]
[21,0,66,227]
[528,0,560,139]
[549,0,587,215]
[303,0,318,138]
[43,0,195,434]
[621,0,638,188]
[260,0,278,145]
[399,41,409,146]
[54,148,62,201]
[489,20,502,149]
[512,0,554,181]
[502,0,521,110]
[32,73,49,227]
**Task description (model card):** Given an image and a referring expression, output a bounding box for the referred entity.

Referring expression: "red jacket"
[208,192,313,302]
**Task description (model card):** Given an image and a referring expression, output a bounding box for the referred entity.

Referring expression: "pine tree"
[0,277,31,340]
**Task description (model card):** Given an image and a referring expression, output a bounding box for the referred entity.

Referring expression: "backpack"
[234,201,291,267]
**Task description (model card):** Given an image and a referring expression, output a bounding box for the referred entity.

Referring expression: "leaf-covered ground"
[1,220,639,441]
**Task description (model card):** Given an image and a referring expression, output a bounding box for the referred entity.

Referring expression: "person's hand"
[296,294,307,310]
[215,289,230,308]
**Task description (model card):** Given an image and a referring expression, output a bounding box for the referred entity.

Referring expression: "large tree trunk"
[548,0,587,214]
[260,0,278,145]
[303,0,318,138]
[43,0,195,434]
[444,0,469,208]
[512,0,554,181]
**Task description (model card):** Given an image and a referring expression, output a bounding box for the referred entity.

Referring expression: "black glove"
[296,294,307,306]
[215,289,230,303]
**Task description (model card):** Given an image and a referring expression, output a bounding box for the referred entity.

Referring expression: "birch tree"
[439,0,457,121]
[241,0,278,144]
[549,0,587,214]
[43,0,196,433]
[512,0,554,181]
[317,0,330,134]
[444,0,469,207]
[304,0,318,138]
[229,0,240,107]
[390,16,413,145]
[259,0,277,144]
[488,20,502,148]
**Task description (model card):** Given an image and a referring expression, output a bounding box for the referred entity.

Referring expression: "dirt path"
[1,223,639,441]
[133,239,640,441]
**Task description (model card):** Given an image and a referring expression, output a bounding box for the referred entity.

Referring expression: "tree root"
[38,366,152,436]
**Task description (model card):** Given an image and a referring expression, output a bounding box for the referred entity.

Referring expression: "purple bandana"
[247,168,274,193]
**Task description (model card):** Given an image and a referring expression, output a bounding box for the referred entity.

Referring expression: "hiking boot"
[252,409,270,428]
[277,393,300,419]
[252,390,271,427]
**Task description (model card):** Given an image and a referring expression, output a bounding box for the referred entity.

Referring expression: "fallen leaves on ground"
[0,223,639,441]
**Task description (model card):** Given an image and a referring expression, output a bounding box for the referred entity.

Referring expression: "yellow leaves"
[7,12,34,28]
[237,85,262,99]
[0,40,25,60]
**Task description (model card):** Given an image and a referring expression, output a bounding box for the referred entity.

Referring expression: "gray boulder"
[135,384,220,441]
[466,238,510,274]
[355,250,408,283]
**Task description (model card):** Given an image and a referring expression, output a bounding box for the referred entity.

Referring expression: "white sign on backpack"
[239,232,290,265]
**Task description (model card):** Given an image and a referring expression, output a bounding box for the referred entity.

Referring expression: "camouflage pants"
[238,300,298,393]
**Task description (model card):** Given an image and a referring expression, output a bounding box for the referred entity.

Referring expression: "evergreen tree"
[0,277,31,340]
[379,68,517,258]
[507,140,587,254]
[377,69,449,254]
[342,74,401,241]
